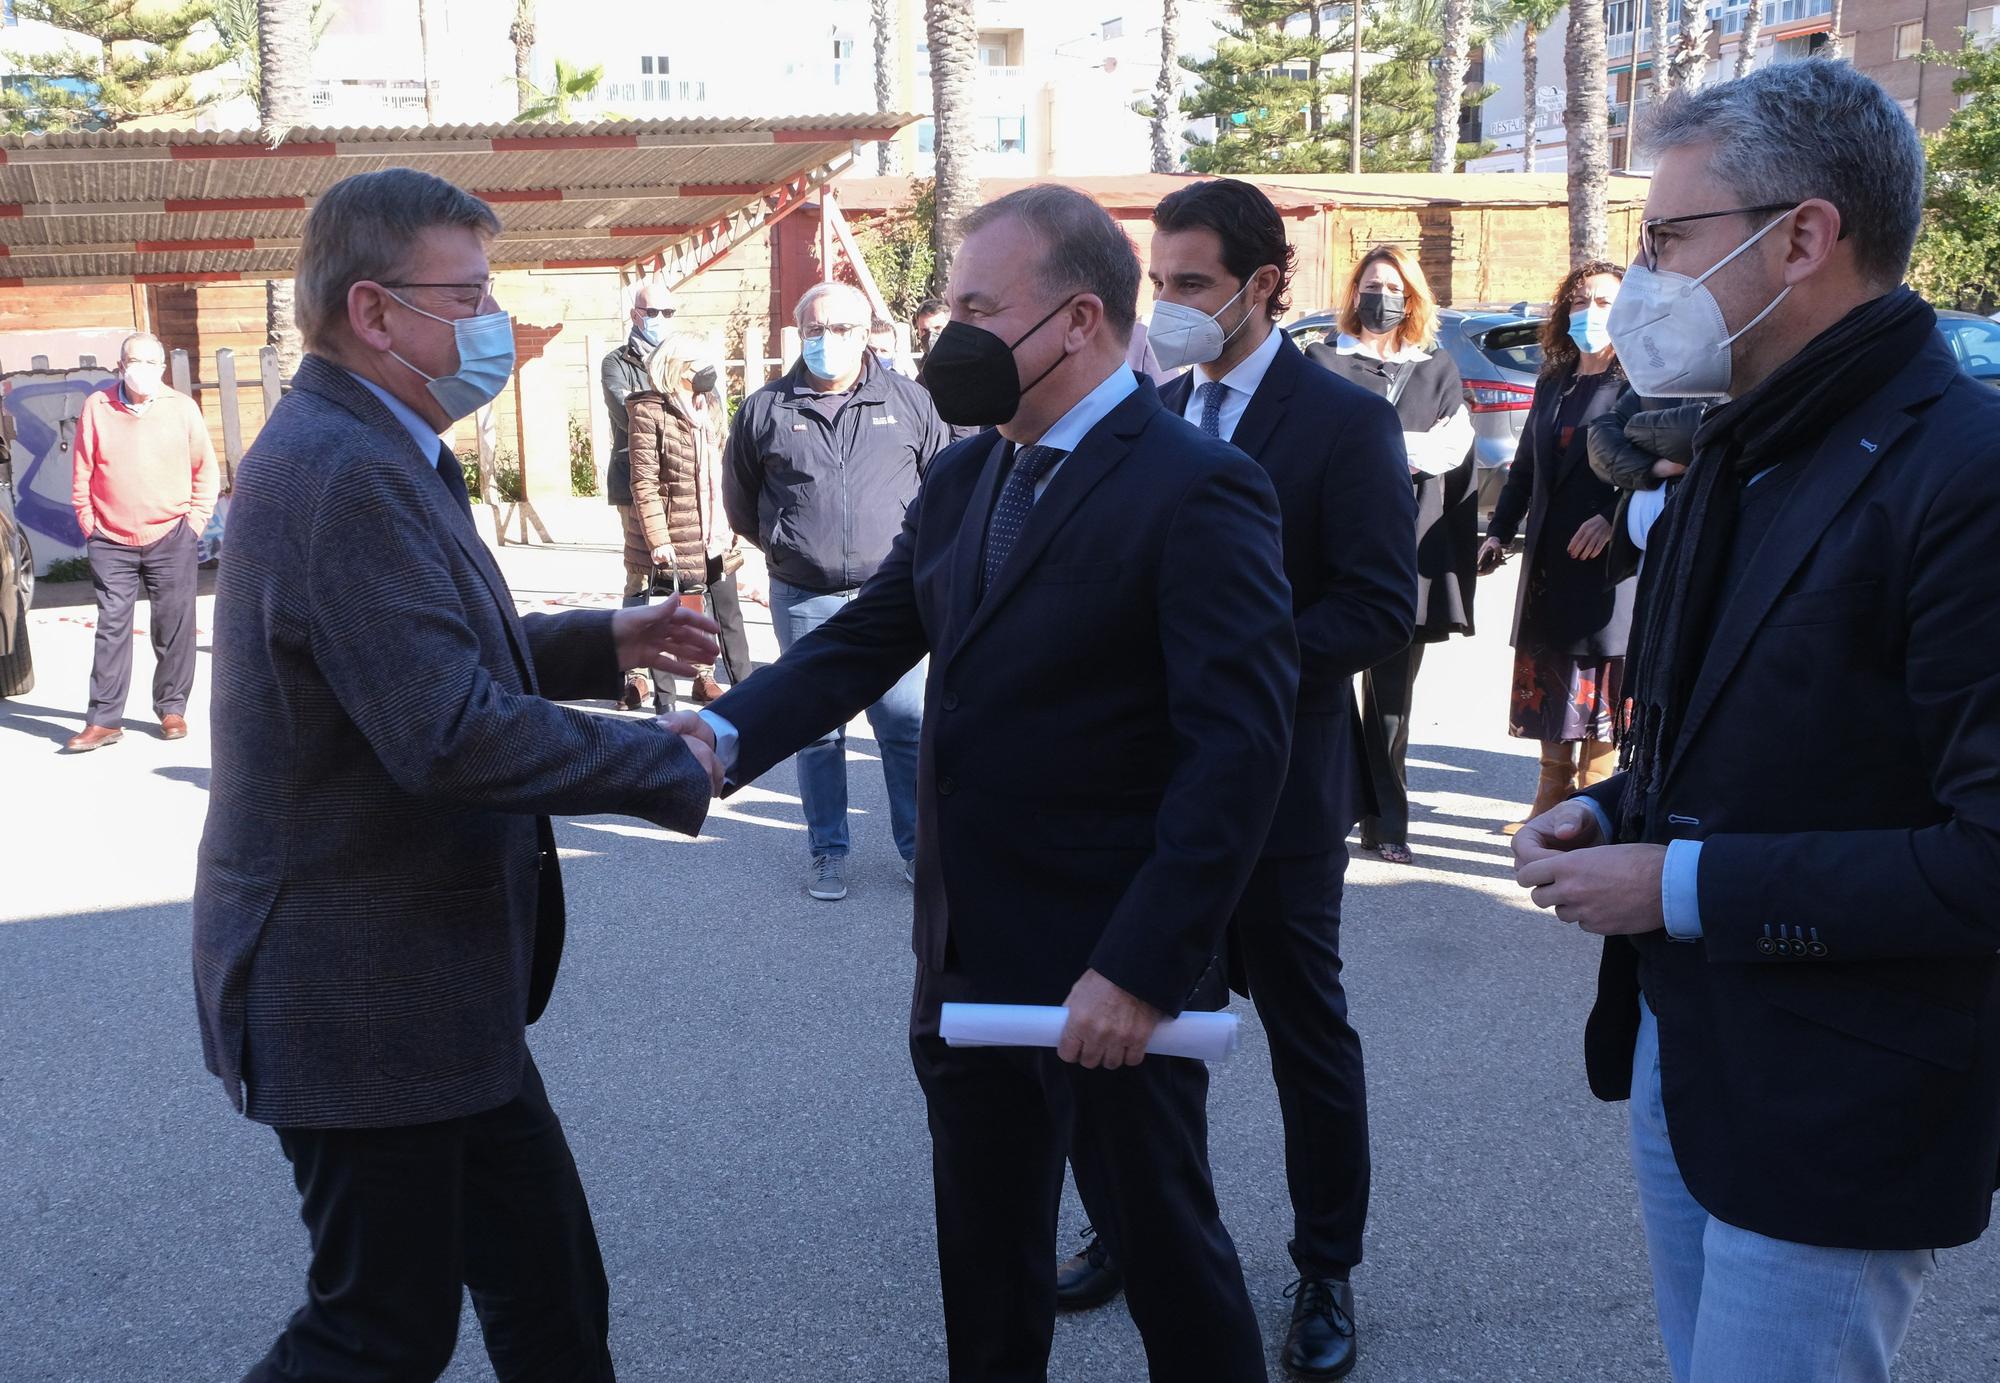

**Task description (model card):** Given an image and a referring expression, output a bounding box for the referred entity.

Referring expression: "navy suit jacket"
[1162,332,1417,851]
[1580,333,2000,1250]
[195,357,710,1129]
[710,378,1299,1022]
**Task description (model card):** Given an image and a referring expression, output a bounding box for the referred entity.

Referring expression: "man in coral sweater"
[67,333,217,751]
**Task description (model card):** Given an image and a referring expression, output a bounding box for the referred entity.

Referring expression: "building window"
[643,79,654,101]
[917,119,936,154]
[1899,97,1918,124]
[1102,17,1124,38]
[659,56,670,73]
[1895,20,1923,59]
[1972,7,1998,45]
[642,56,653,74]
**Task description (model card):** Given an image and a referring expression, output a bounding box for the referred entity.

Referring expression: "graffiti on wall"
[1,368,226,574]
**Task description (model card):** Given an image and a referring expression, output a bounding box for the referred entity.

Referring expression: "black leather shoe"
[1054,1226,1123,1311]
[1282,1276,1357,1378]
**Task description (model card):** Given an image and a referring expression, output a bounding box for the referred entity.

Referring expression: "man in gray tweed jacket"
[195,168,720,1383]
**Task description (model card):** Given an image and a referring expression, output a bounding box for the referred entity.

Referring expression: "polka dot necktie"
[981,444,1068,597]
[1198,381,1228,439]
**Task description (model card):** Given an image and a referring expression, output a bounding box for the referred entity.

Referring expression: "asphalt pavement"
[4,535,1998,1382]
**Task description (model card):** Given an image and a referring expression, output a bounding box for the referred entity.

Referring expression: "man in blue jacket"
[1518,61,2000,1383]
[723,282,952,901]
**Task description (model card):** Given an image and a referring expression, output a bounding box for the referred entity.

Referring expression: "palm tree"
[514,58,608,123]
[873,0,899,174]
[1430,0,1477,171]
[417,0,438,123]
[213,0,335,110]
[1672,0,1711,91]
[1648,0,1674,99]
[925,0,979,292]
[1152,0,1180,173]
[1565,0,1610,262]
[1736,0,1762,78]
[1511,0,1566,172]
[258,0,312,380]
[509,0,536,116]
[1825,0,1845,58]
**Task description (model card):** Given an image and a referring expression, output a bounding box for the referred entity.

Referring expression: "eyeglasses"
[379,279,496,310]
[1637,205,1793,268]
[802,323,865,341]
[636,307,675,319]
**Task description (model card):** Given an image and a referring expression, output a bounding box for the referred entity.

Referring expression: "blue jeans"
[769,578,924,862]
[1629,998,1931,1383]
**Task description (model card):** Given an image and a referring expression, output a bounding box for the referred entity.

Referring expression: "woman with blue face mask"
[1477,262,1636,833]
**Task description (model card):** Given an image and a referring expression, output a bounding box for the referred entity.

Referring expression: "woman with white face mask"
[1477,261,1636,833]
[1305,245,1478,865]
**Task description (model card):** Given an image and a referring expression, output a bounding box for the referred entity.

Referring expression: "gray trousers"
[87,521,198,727]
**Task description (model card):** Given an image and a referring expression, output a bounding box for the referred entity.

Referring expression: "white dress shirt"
[352,372,451,467]
[1177,322,1284,445]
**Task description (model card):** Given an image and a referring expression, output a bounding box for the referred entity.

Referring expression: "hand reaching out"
[1568,514,1614,560]
[612,601,720,681]
[658,711,723,794]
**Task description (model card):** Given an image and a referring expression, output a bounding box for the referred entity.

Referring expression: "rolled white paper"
[939,1002,1241,1062]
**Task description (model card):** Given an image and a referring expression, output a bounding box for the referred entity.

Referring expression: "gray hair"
[294,169,502,354]
[963,184,1140,340]
[793,281,869,330]
[120,332,165,362]
[1643,60,1925,287]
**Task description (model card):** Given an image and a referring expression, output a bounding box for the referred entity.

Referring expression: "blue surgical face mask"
[802,329,865,381]
[637,314,667,347]
[387,291,516,421]
[1568,303,1613,355]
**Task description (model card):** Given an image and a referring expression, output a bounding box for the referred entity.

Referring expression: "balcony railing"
[1607,0,1833,45]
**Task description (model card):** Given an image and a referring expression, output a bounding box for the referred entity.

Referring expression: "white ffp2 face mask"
[1147,280,1252,372]
[1607,209,1796,398]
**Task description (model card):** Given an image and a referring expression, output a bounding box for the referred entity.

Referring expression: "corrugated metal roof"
[0,115,914,287]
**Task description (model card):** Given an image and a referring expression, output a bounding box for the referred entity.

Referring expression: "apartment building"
[1469,0,1994,175]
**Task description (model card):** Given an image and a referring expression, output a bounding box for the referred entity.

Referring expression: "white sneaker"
[808,854,848,901]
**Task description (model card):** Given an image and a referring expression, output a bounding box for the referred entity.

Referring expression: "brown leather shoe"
[691,673,725,704]
[618,677,651,711]
[160,714,188,740]
[65,725,124,752]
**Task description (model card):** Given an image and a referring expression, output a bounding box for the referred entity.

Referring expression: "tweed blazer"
[194,356,709,1129]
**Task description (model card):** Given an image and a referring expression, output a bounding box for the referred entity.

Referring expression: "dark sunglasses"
[636,307,676,320]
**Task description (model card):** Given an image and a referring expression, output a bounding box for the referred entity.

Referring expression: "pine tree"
[1180,0,1489,174]
[0,0,232,134]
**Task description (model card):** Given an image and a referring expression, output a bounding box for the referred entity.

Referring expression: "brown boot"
[690,672,725,704]
[1577,738,1620,790]
[1503,741,1577,835]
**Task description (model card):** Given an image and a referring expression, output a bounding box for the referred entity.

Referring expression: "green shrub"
[457,450,524,504]
[569,414,599,496]
[45,555,90,583]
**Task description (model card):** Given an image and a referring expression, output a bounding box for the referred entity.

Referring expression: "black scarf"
[1616,286,1935,842]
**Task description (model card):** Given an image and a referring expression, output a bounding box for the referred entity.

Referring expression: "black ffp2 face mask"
[919,298,1074,428]
[1357,289,1407,335]
[690,365,718,396]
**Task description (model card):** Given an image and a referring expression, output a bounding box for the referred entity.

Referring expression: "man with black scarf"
[1513,61,2000,1383]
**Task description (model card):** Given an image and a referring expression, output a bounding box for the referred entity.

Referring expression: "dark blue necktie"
[434,441,474,525]
[1198,381,1227,439]
[981,444,1066,596]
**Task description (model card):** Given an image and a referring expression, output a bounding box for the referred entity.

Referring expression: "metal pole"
[1350,0,1363,175]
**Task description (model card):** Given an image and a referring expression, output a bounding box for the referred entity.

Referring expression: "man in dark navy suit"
[1054,178,1417,1380]
[1518,62,2000,1383]
[671,185,1298,1381]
